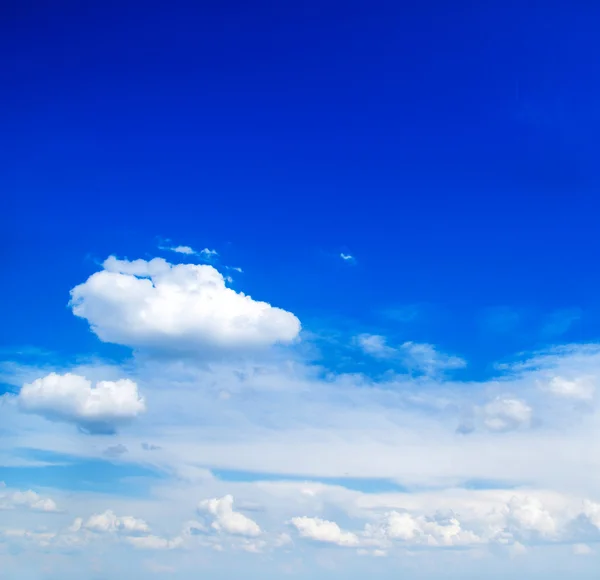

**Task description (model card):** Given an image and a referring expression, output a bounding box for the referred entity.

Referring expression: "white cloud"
[199,248,219,259]
[582,500,600,529]
[69,256,301,354]
[400,342,466,374]
[160,243,218,260]
[356,335,466,375]
[356,334,396,358]
[172,245,195,255]
[573,543,594,555]
[542,376,596,401]
[126,535,183,550]
[291,517,359,547]
[287,488,600,552]
[504,496,557,538]
[5,304,600,575]
[198,495,261,537]
[481,397,532,432]
[17,373,146,433]
[2,528,57,548]
[82,510,150,535]
[340,253,355,262]
[357,548,387,557]
[0,485,58,512]
[366,510,482,547]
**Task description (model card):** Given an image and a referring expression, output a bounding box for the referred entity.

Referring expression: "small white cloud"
[481,397,532,432]
[542,376,595,401]
[290,517,359,547]
[400,342,467,375]
[83,510,150,535]
[340,253,355,263]
[0,487,58,512]
[573,543,593,556]
[240,538,267,553]
[68,518,83,533]
[2,528,57,547]
[198,495,261,537]
[172,245,196,255]
[199,248,219,259]
[356,334,396,358]
[508,541,527,557]
[18,373,146,434]
[357,548,387,557]
[126,534,183,550]
[70,257,301,354]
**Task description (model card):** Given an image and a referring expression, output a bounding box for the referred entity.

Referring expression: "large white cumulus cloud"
[69,256,301,354]
[18,373,146,434]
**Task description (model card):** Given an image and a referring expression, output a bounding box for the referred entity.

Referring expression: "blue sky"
[2,1,600,578]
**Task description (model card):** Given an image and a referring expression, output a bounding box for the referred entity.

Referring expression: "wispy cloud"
[355,334,396,358]
[356,334,466,375]
[158,239,219,261]
[400,341,467,375]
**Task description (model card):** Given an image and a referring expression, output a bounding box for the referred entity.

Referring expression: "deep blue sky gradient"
[3,0,600,374]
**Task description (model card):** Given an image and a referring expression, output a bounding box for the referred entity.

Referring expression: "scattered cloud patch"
[17,373,146,434]
[365,510,482,547]
[288,490,600,553]
[69,256,301,354]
